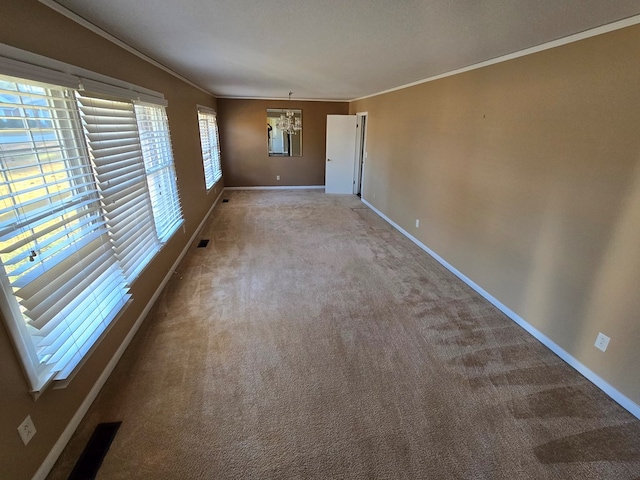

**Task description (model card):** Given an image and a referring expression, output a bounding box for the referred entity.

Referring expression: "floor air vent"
[222,199,229,203]
[68,422,121,480]
[197,239,210,248]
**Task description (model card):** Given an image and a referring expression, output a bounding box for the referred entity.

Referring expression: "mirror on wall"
[267,109,302,156]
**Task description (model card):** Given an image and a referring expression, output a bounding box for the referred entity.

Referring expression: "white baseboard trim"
[33,189,224,480]
[361,198,640,420]
[224,185,325,191]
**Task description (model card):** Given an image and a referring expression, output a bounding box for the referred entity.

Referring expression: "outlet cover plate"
[18,415,36,446]
[595,332,610,352]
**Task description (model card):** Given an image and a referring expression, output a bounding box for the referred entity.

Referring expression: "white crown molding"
[38,0,214,97]
[217,96,349,103]
[352,14,640,102]
[34,3,640,103]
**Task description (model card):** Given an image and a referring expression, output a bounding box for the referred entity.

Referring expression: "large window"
[197,108,222,190]
[0,71,183,393]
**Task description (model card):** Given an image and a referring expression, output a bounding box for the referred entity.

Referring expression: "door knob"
[327,158,331,162]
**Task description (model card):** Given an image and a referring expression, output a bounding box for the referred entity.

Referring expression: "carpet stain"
[535,423,640,463]
[454,343,548,368]
[352,207,392,231]
[490,364,577,386]
[509,386,606,419]
[438,329,487,347]
[429,316,478,332]
[469,364,578,389]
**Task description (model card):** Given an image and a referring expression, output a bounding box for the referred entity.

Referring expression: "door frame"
[353,112,368,196]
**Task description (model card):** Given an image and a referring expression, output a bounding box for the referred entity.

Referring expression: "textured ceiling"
[53,0,640,100]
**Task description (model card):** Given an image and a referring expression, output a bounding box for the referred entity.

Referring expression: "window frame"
[135,103,184,241]
[196,106,222,190]
[0,76,132,392]
[0,50,181,395]
[76,93,163,283]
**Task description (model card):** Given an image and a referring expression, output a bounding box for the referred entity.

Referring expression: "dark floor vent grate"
[68,421,121,480]
[197,239,210,248]
[222,199,229,203]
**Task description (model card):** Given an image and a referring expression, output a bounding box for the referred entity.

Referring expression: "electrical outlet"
[276,175,280,181]
[594,332,610,352]
[415,219,420,228]
[18,415,36,446]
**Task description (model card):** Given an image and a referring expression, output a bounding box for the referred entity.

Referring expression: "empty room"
[1,1,640,479]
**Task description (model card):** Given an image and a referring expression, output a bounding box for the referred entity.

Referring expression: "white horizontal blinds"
[211,113,222,183]
[20,239,130,380]
[197,109,222,189]
[134,103,183,242]
[76,93,160,281]
[197,112,214,189]
[0,75,130,382]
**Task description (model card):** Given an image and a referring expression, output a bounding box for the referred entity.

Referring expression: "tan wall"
[350,25,640,405]
[218,98,348,186]
[0,2,220,478]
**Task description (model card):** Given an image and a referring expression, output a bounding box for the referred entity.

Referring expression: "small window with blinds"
[197,108,222,190]
[134,104,183,242]
[0,70,183,393]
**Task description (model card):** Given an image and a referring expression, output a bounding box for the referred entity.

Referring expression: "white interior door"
[325,115,356,194]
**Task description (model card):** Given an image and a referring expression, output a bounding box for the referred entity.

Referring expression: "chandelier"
[276,92,302,135]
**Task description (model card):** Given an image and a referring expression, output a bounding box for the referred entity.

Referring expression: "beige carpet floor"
[48,190,640,479]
